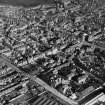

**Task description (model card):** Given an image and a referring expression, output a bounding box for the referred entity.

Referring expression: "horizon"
[0,0,55,7]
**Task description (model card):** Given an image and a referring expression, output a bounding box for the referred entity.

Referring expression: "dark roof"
[31,93,62,105]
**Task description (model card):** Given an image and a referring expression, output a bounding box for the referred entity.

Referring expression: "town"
[0,0,105,105]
